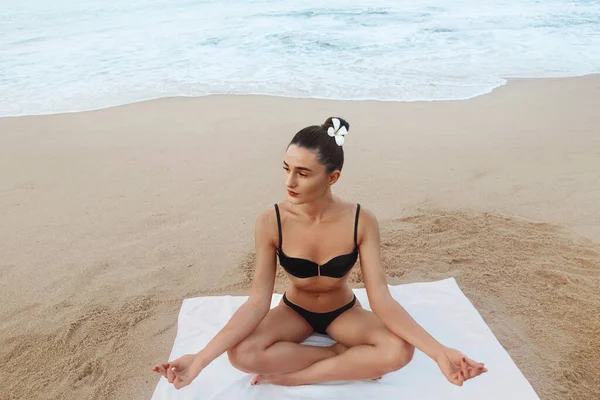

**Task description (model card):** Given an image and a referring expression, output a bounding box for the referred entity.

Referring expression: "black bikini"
[282,293,356,335]
[274,203,361,334]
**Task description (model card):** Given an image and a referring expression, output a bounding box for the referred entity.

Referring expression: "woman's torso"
[274,199,360,312]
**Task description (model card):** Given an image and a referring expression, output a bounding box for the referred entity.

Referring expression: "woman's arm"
[357,208,445,360]
[195,208,278,366]
[358,207,488,386]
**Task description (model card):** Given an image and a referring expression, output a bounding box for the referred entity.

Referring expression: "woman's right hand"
[153,353,206,390]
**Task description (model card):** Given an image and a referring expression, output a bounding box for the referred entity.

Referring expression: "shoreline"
[2,73,599,120]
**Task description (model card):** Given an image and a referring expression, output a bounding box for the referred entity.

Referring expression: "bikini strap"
[354,203,361,248]
[274,204,283,250]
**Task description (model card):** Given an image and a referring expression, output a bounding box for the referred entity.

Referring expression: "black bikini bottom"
[282,292,356,335]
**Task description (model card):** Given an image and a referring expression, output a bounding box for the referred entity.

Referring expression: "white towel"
[152,278,539,399]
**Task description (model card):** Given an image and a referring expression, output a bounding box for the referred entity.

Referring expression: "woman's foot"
[251,373,298,386]
[250,371,381,386]
[250,342,381,386]
[251,343,346,386]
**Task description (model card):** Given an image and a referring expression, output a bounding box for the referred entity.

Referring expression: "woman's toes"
[251,373,297,386]
[250,374,263,385]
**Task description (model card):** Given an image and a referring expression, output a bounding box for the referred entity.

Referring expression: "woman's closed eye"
[283,166,307,177]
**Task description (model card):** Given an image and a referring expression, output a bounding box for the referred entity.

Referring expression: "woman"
[153,117,487,389]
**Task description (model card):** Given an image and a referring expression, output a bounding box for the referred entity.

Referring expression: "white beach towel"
[152,278,539,399]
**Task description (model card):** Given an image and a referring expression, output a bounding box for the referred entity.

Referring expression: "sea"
[1,0,599,116]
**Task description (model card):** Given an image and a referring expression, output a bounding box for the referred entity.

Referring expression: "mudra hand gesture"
[153,353,205,390]
[435,346,488,386]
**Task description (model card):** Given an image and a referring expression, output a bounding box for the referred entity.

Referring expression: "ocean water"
[1,0,599,117]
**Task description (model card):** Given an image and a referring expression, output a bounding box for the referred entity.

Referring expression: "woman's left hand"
[435,346,488,386]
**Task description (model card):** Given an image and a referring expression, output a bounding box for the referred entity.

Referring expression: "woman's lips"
[287,190,298,197]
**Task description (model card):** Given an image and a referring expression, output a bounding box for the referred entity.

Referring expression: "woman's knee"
[377,336,415,373]
[227,339,266,373]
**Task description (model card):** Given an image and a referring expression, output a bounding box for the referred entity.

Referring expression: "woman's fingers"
[456,372,465,386]
[152,361,191,388]
[473,365,488,378]
[167,365,176,383]
[448,371,463,386]
[467,366,479,379]
[460,357,471,379]
[463,355,489,379]
[153,364,168,378]
[464,356,484,369]
[172,368,191,390]
[458,356,486,380]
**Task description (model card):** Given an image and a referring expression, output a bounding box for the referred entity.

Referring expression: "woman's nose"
[285,174,296,187]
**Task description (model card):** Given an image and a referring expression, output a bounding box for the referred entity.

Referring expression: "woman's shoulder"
[355,202,376,219]
[255,204,279,229]
[332,200,379,246]
[252,205,280,250]
[336,198,377,221]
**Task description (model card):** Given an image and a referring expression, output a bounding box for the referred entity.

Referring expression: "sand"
[0,75,599,400]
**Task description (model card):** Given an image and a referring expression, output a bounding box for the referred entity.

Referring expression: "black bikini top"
[274,203,360,278]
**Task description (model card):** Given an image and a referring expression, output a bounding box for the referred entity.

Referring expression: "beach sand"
[1,75,599,400]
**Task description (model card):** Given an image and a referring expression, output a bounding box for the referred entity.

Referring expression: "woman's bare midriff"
[282,274,358,312]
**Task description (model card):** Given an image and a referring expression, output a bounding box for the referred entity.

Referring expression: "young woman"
[153,117,487,389]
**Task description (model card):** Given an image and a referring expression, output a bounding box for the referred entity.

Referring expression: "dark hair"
[287,117,350,173]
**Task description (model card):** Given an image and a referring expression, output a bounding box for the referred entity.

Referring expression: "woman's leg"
[252,305,415,386]
[227,302,345,375]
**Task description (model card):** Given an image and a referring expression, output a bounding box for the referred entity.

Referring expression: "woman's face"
[283,145,339,203]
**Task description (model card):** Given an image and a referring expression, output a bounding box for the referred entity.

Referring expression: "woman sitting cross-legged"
[153,117,487,388]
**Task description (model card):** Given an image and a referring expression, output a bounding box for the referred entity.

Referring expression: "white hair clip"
[327,118,347,146]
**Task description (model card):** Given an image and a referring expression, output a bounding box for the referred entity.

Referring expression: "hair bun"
[323,117,350,132]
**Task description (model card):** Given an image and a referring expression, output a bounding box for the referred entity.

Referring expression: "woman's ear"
[328,170,341,185]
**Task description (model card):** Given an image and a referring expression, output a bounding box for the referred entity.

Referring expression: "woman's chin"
[287,194,303,203]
